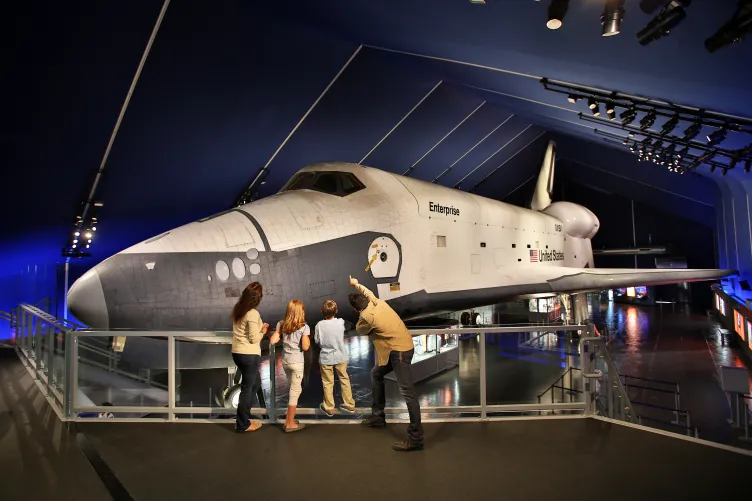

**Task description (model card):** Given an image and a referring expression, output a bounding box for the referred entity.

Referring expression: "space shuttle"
[68,140,734,336]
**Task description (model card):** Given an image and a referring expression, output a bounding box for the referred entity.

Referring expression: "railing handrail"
[630,400,690,415]
[19,303,83,331]
[621,374,679,387]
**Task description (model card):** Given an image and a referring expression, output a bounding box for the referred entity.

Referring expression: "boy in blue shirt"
[315,299,356,416]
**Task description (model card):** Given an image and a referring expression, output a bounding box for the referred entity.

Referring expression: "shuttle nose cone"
[67,268,109,329]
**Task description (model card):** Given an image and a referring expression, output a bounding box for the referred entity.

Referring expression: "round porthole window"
[215,260,230,281]
[246,248,259,260]
[232,258,246,279]
[249,263,261,275]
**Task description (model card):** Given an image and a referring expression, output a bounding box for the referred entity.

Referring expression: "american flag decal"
[530,249,539,262]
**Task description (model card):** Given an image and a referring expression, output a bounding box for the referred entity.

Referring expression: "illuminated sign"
[719,298,726,316]
[748,321,752,351]
[734,311,745,340]
[715,294,720,310]
[627,287,636,298]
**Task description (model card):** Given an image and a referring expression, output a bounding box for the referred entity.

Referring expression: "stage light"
[622,114,637,126]
[85,232,92,239]
[73,239,78,244]
[707,128,727,146]
[606,101,616,113]
[588,97,598,109]
[620,105,637,119]
[705,1,752,53]
[642,137,653,146]
[547,0,570,30]
[602,0,626,36]
[607,109,617,120]
[92,227,97,231]
[74,231,80,237]
[637,1,688,46]
[86,244,90,248]
[567,94,579,104]
[639,109,657,130]
[683,121,702,140]
[592,104,601,116]
[72,244,77,249]
[660,115,680,135]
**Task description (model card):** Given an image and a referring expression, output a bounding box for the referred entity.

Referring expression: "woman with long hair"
[231,281,269,433]
[269,299,310,432]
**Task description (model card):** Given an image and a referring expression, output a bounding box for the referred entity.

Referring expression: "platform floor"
[3,346,752,501]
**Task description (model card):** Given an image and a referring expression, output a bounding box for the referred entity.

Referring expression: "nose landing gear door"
[366,236,400,279]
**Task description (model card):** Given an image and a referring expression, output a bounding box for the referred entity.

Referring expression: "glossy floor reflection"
[590,299,752,446]
[261,329,581,414]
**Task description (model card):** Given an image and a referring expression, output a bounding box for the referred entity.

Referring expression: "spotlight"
[588,97,598,109]
[639,109,657,130]
[683,121,702,140]
[74,231,80,237]
[707,128,727,146]
[592,104,601,116]
[745,158,751,172]
[622,114,637,126]
[660,115,680,135]
[568,94,580,104]
[86,244,90,249]
[637,1,689,46]
[92,227,97,231]
[606,101,616,113]
[72,244,77,249]
[642,137,653,146]
[73,239,78,244]
[665,143,676,154]
[602,0,626,37]
[87,239,92,244]
[607,109,617,120]
[705,1,752,53]
[620,105,637,119]
[85,232,92,239]
[547,0,570,30]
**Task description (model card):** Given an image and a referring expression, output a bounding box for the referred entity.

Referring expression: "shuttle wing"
[538,267,735,293]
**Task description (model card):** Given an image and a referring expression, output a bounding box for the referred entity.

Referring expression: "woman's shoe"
[240,421,262,433]
[284,423,306,433]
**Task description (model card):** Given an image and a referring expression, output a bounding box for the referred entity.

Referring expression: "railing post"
[480,330,487,420]
[46,324,55,396]
[269,343,277,423]
[64,331,77,419]
[168,335,176,421]
[34,317,42,372]
[741,401,750,442]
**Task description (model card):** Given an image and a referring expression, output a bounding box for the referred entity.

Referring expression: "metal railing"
[538,367,582,404]
[11,305,604,422]
[580,335,636,423]
[728,393,752,443]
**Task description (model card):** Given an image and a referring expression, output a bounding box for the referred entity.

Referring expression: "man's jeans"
[371,349,424,445]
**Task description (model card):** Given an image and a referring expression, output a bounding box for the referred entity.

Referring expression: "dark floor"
[0,348,110,500]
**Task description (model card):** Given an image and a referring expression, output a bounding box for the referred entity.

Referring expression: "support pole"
[63,258,70,321]
[480,332,487,419]
[168,335,176,421]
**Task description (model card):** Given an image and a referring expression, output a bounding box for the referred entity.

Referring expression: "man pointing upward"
[348,275,424,452]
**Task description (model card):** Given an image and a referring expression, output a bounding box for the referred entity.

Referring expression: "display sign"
[734,311,745,340]
[715,294,721,311]
[719,298,727,316]
[748,321,752,350]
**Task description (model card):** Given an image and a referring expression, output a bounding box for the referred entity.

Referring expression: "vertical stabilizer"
[531,140,556,211]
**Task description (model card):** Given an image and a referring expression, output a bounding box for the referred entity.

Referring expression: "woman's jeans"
[232,353,261,432]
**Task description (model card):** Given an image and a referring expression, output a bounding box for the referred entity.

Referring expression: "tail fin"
[531,140,556,211]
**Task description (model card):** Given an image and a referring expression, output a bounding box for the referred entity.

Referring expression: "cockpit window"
[282,171,365,197]
[312,172,339,194]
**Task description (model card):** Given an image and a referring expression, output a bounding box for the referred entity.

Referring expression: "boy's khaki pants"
[320,362,355,411]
